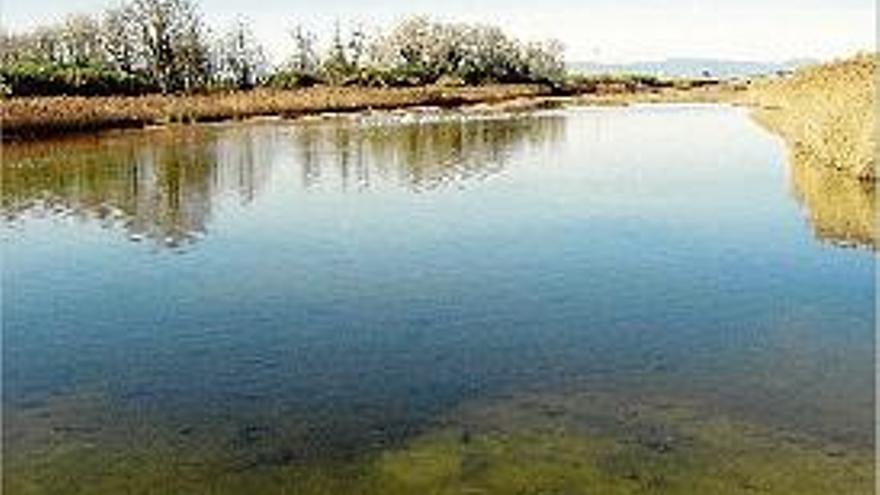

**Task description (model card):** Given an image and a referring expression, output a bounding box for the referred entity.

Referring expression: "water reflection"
[3,106,874,493]
[2,113,565,247]
[787,158,877,249]
[3,127,272,248]
[291,113,565,191]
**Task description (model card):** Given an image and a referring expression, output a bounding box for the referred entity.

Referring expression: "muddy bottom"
[5,386,873,495]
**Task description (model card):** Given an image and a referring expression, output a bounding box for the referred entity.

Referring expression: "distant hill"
[568,58,817,79]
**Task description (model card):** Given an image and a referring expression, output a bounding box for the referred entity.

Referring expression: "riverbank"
[2,77,743,141]
[0,85,551,140]
[1,74,744,141]
[3,56,875,185]
[732,54,876,248]
[742,53,876,181]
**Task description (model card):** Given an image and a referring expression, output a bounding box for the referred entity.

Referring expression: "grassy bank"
[0,85,549,140]
[735,53,877,248]
[743,53,877,181]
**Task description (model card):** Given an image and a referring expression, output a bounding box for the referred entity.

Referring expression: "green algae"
[377,423,872,494]
[5,390,873,494]
[370,392,873,495]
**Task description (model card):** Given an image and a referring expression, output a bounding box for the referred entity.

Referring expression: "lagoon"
[2,104,874,493]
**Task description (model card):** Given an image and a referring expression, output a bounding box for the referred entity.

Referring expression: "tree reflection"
[289,113,566,192]
[4,112,874,251]
[2,126,273,248]
[2,113,566,248]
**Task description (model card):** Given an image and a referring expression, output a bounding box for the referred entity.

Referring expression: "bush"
[1,62,158,97]
[265,70,324,90]
[561,73,674,94]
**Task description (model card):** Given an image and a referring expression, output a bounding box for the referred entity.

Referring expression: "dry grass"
[742,53,877,180]
[0,85,549,140]
[0,80,744,140]
[737,54,877,248]
[571,83,744,106]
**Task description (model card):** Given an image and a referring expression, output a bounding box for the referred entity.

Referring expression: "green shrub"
[1,62,157,96]
[265,70,324,90]
[561,73,675,94]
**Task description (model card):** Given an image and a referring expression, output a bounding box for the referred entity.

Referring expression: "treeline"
[0,0,566,97]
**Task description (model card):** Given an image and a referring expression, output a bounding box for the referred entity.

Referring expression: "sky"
[2,0,875,64]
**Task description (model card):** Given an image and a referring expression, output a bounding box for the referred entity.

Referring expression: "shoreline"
[0,85,554,141]
[739,54,876,181]
[1,83,741,142]
[3,59,873,191]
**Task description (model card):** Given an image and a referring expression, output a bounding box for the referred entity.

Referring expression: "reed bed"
[0,85,548,140]
[743,53,877,181]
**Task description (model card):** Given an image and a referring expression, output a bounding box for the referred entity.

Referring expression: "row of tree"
[0,0,566,96]
[1,0,264,95]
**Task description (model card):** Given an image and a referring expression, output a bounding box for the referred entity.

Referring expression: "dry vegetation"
[743,53,877,181]
[0,85,548,139]
[735,53,877,249]
[0,78,736,140]
[571,83,743,106]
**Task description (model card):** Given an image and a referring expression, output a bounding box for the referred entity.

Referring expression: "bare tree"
[287,24,319,74]
[214,17,267,89]
[173,13,211,91]
[103,5,142,74]
[322,20,352,83]
[3,7,567,95]
[25,26,65,64]
[522,39,565,83]
[130,0,209,92]
[347,24,368,70]
[0,30,30,64]
[60,14,105,65]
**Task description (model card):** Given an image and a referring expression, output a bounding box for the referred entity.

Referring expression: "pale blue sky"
[2,0,875,63]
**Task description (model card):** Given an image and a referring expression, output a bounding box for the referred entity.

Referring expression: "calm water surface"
[2,105,875,492]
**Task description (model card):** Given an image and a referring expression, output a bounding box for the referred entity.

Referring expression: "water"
[2,105,875,493]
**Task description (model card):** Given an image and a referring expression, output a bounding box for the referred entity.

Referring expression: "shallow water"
[2,105,875,493]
